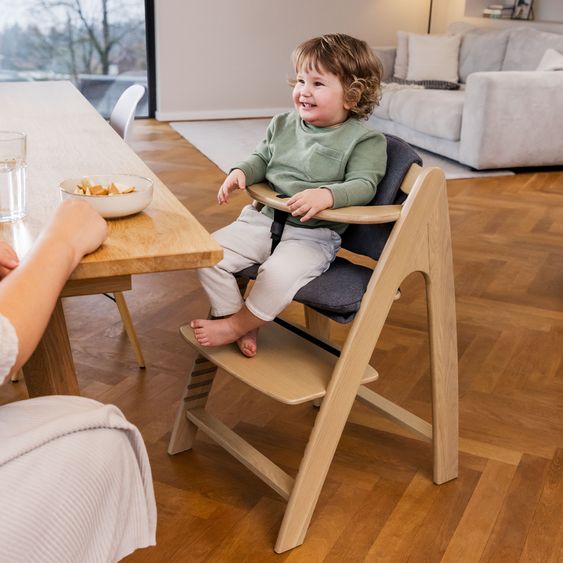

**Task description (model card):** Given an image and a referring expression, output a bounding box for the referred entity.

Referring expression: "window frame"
[144,0,156,118]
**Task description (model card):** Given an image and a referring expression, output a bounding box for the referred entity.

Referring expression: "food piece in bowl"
[90,185,107,196]
[74,177,137,196]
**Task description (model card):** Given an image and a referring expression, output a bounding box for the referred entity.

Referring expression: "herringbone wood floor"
[2,120,562,562]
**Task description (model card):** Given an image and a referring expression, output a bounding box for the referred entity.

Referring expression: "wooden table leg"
[23,299,79,397]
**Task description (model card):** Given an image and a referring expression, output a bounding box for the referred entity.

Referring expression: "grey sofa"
[369,25,563,170]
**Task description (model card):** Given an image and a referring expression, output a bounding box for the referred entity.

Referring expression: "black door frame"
[145,0,157,117]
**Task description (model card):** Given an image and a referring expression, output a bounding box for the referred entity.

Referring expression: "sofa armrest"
[372,46,396,82]
[460,71,563,169]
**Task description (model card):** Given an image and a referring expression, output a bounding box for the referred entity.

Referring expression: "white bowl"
[60,174,153,219]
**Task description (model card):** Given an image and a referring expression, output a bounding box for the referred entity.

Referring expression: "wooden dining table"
[0,81,223,397]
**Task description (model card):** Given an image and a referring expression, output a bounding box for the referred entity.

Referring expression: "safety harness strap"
[269,194,290,254]
[270,208,289,253]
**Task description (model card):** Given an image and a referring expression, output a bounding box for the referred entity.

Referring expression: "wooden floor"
[2,120,562,562]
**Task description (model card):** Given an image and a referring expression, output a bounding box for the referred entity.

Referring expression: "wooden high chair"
[168,135,459,553]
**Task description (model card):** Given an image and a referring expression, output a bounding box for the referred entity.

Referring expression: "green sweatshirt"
[233,111,387,234]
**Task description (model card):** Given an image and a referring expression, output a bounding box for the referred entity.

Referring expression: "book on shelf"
[483,5,514,18]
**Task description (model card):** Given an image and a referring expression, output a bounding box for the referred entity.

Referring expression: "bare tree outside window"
[0,0,148,117]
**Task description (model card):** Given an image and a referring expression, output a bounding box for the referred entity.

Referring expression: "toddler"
[192,33,387,357]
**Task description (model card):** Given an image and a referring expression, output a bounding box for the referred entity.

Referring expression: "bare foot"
[237,329,258,358]
[190,306,267,356]
[190,318,243,347]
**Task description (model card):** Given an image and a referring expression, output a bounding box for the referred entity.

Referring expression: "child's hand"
[287,188,334,222]
[0,241,19,279]
[217,169,246,204]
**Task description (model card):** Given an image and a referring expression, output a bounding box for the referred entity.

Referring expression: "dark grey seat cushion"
[237,134,422,323]
[238,257,373,324]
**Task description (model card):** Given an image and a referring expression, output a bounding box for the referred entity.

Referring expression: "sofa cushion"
[374,82,427,120]
[407,33,461,82]
[388,89,465,142]
[503,28,563,70]
[394,31,409,79]
[537,47,563,70]
[459,28,510,83]
[372,46,397,81]
[372,89,395,120]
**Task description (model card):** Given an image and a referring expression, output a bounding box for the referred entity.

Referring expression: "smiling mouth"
[300,102,316,109]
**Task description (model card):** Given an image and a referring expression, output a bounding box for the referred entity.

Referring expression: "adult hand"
[217,169,246,204]
[0,241,19,279]
[41,200,108,267]
[286,188,334,222]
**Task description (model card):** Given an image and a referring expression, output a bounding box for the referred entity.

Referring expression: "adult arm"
[0,200,107,381]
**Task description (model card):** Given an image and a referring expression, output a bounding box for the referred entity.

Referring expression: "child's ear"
[344,99,356,110]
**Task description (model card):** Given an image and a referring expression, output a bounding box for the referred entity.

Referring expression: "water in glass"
[0,132,27,222]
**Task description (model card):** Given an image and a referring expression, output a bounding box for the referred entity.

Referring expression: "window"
[0,0,155,117]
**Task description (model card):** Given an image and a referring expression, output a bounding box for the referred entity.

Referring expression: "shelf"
[465,0,563,23]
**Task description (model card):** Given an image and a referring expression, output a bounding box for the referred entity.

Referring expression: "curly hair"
[291,33,383,120]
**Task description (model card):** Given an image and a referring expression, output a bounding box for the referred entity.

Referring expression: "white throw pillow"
[537,48,563,70]
[393,31,409,79]
[406,33,461,83]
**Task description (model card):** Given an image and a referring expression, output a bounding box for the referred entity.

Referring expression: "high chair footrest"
[180,322,378,405]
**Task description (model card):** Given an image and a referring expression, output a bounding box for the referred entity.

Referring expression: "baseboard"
[156,107,291,122]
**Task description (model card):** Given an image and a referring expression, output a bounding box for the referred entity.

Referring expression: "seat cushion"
[388,89,464,142]
[238,257,373,324]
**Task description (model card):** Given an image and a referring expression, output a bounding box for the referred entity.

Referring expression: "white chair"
[109,84,146,367]
[109,84,146,143]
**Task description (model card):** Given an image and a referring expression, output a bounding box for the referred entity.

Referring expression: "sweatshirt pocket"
[304,144,344,182]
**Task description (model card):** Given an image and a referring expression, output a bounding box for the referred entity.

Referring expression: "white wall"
[155,0,563,121]
[155,0,431,121]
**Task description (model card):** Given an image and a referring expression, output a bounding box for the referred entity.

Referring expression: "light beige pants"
[197,205,341,321]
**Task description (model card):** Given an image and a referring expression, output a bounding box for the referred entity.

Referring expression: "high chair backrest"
[342,133,422,261]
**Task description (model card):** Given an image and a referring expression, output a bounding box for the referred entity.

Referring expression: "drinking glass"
[0,131,27,222]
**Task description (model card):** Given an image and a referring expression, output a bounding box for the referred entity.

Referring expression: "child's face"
[293,64,351,128]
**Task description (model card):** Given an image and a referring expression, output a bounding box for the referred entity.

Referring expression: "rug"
[171,119,514,180]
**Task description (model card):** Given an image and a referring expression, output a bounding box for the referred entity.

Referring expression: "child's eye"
[314,81,324,87]
[297,78,305,84]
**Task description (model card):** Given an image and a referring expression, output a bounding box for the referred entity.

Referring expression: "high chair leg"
[275,373,359,553]
[305,307,330,409]
[168,354,218,455]
[425,189,459,485]
[304,306,331,340]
